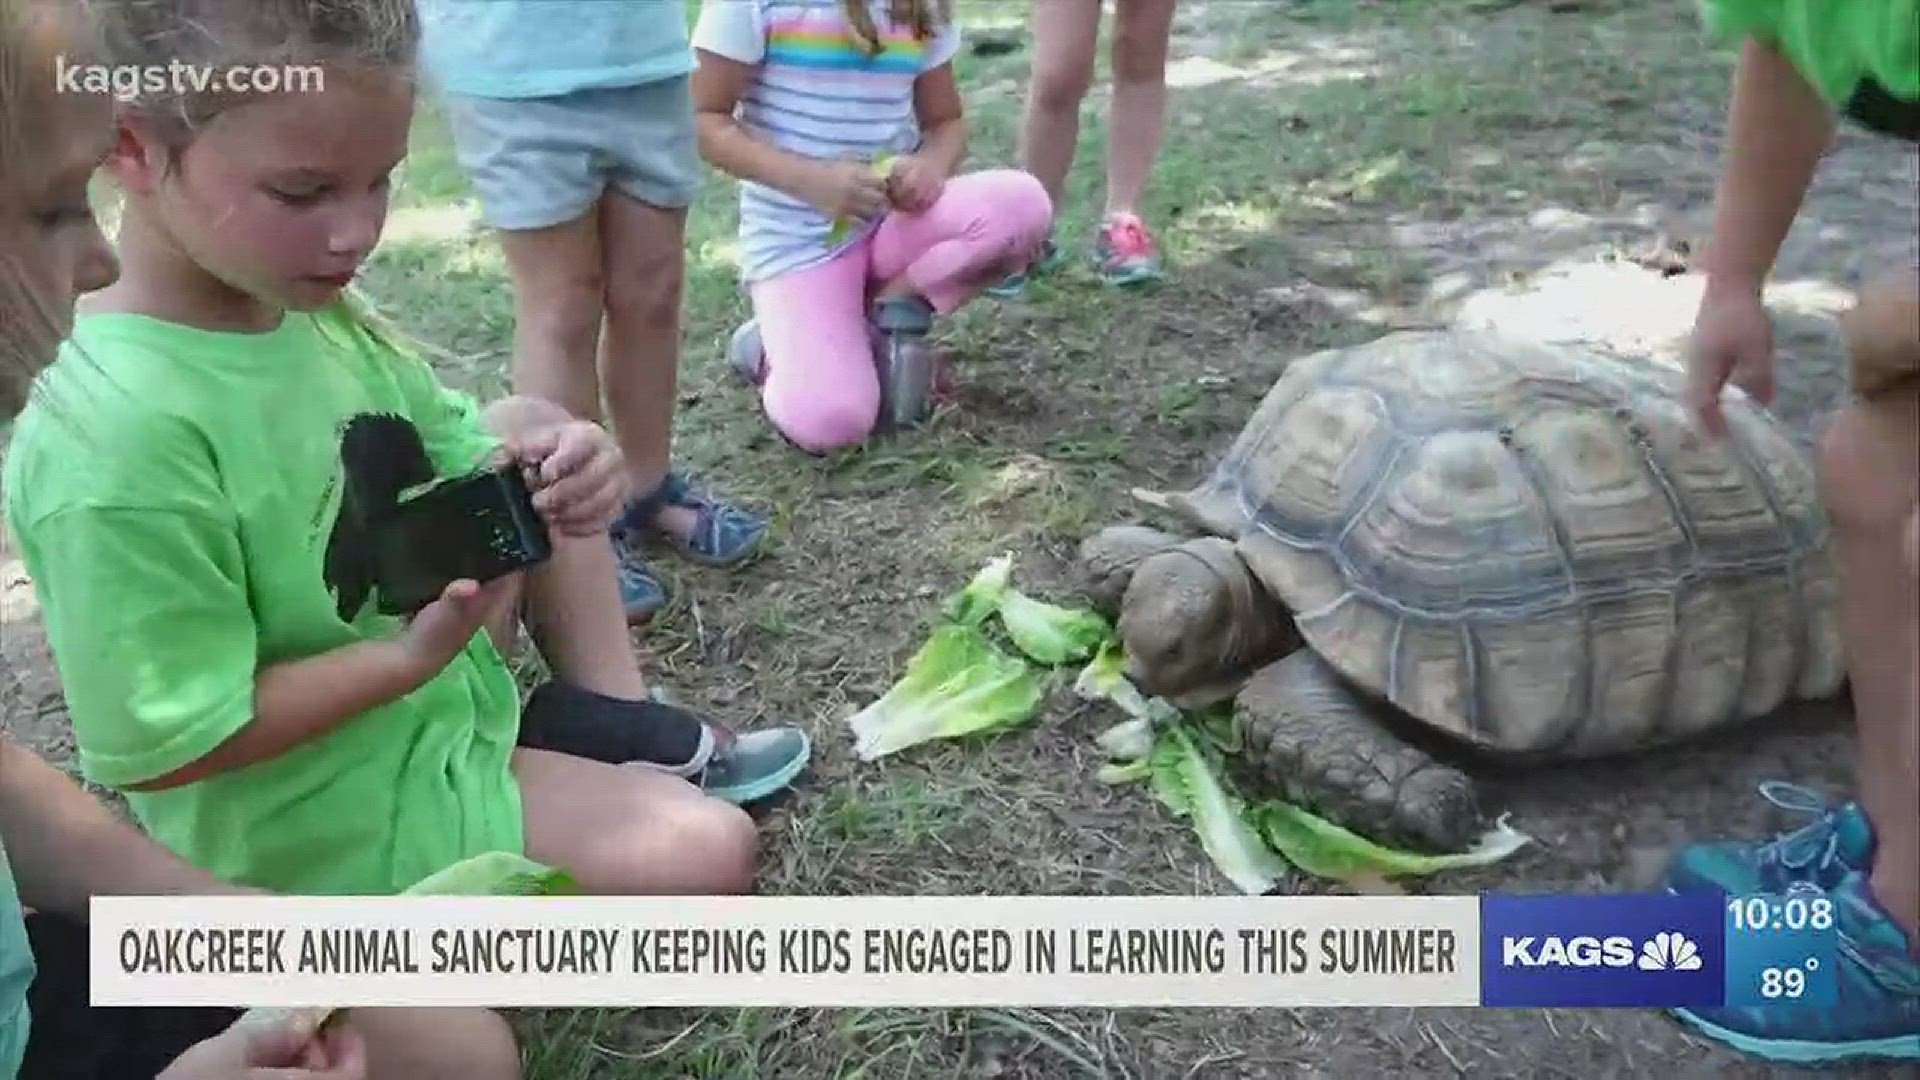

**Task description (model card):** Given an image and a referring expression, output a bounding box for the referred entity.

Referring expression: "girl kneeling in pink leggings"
[692,0,1054,453]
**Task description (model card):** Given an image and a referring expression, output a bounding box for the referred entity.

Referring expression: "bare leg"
[596,190,697,541]
[1018,0,1101,208]
[519,530,651,701]
[1105,0,1176,217]
[1819,388,1920,943]
[513,746,756,894]
[495,209,606,425]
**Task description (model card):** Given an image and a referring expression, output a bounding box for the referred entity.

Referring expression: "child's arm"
[133,634,449,793]
[885,62,967,211]
[1701,37,1837,299]
[910,62,967,177]
[0,738,258,914]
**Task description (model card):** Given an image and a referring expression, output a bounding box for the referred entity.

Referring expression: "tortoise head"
[1118,537,1278,701]
[1077,524,1188,616]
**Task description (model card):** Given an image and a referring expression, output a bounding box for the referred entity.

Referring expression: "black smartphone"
[373,464,554,616]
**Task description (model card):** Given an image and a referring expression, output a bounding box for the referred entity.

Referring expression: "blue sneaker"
[610,539,670,624]
[697,723,813,806]
[618,470,769,569]
[1667,781,1876,896]
[985,237,1062,298]
[1670,872,1920,1065]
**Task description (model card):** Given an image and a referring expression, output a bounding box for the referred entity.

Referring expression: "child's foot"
[617,470,769,570]
[1666,781,1876,895]
[697,722,813,806]
[728,319,766,387]
[610,543,671,624]
[1669,872,1920,1065]
[1092,212,1164,287]
[985,237,1062,298]
[518,681,811,805]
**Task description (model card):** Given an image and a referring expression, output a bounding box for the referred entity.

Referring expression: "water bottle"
[871,295,936,431]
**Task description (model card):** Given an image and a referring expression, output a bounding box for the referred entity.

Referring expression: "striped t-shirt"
[692,0,963,283]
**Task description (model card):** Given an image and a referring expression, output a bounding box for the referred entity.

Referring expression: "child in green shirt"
[1665,0,1918,1065]
[3,0,806,904]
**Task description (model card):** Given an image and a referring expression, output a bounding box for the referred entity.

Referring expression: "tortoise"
[1079,327,1846,853]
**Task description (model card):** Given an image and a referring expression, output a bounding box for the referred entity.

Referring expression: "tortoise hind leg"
[1238,650,1481,854]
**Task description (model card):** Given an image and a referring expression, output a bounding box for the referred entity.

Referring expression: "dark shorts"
[19,914,239,1080]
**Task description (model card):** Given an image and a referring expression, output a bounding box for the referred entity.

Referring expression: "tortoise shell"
[1167,330,1844,758]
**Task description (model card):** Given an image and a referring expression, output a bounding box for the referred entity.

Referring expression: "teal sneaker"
[985,236,1062,298]
[697,723,812,806]
[1667,781,1876,896]
[1670,872,1920,1066]
[1092,212,1164,287]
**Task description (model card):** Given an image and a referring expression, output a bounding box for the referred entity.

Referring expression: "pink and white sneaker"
[1092,212,1165,286]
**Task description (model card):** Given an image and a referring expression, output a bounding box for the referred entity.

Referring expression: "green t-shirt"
[1,304,526,896]
[0,852,31,1079]
[1702,0,1919,114]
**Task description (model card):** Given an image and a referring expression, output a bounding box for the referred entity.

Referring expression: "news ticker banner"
[91,891,1838,1011]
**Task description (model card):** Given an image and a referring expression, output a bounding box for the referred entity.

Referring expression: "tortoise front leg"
[1238,650,1482,854]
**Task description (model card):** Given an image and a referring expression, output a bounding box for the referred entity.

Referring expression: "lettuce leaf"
[945,554,1113,665]
[1147,726,1289,895]
[848,623,1044,761]
[1254,802,1533,883]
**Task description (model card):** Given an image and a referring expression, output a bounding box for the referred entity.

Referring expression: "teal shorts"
[443,75,701,231]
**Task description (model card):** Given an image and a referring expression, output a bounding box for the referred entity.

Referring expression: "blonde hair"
[90,0,420,155]
[844,0,953,57]
[0,0,106,419]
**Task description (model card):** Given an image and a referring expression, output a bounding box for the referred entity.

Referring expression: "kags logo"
[1500,930,1701,970]
[1501,934,1636,968]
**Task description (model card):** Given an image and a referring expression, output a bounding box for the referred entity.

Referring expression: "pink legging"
[749,169,1054,452]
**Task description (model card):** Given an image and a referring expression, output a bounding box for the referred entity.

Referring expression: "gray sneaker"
[729,320,766,386]
[694,725,812,805]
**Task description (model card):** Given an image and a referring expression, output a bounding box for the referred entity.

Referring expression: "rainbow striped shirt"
[693,0,962,282]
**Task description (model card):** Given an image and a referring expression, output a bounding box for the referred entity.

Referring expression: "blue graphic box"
[1481,891,1724,1007]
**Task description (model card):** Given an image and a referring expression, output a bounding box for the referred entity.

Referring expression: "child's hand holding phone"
[504,420,628,538]
[399,575,523,675]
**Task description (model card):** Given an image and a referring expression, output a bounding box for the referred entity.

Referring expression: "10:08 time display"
[1728,894,1835,933]
[1723,890,1838,1008]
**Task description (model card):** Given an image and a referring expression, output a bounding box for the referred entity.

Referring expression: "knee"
[979,170,1055,245]
[520,265,605,342]
[1817,405,1919,537]
[764,380,878,454]
[1030,63,1092,114]
[605,254,686,323]
[664,798,759,893]
[353,1007,521,1080]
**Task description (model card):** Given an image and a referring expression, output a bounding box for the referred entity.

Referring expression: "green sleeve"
[1701,0,1920,107]
[19,502,260,790]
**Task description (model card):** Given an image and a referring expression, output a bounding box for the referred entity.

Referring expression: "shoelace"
[1752,781,1850,876]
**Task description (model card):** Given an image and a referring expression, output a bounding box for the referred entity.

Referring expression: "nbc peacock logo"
[1635,931,1703,972]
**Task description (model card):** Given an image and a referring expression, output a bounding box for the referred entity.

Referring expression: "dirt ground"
[5,0,1918,1077]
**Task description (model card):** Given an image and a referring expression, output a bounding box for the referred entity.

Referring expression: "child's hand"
[506,421,628,537]
[400,575,521,675]
[803,159,890,223]
[884,154,946,213]
[1686,291,1776,439]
